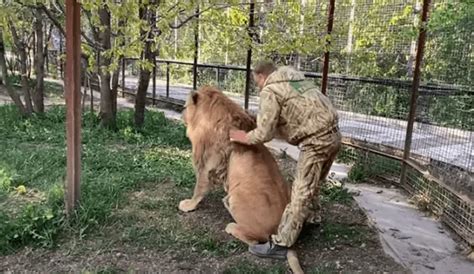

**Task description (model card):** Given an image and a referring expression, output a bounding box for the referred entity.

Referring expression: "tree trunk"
[407,0,421,77]
[295,0,306,70]
[0,28,28,116]
[33,9,45,113]
[174,0,178,58]
[97,6,115,129]
[134,3,156,128]
[111,59,120,116]
[9,21,33,114]
[345,0,356,73]
[44,24,52,75]
[111,18,126,117]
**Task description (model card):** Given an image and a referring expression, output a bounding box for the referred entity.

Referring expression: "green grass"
[111,184,245,257]
[348,152,401,182]
[321,180,353,205]
[299,222,370,249]
[223,259,337,274]
[223,260,286,274]
[0,105,193,254]
[335,145,402,183]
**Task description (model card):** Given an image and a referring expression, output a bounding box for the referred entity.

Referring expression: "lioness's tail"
[287,249,304,274]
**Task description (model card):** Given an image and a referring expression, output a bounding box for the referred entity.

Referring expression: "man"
[229,60,341,259]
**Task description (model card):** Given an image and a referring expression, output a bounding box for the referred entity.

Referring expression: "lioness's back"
[228,144,290,239]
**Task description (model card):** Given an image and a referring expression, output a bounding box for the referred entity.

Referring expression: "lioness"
[179,86,303,273]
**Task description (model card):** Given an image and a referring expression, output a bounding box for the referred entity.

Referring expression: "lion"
[178,86,303,274]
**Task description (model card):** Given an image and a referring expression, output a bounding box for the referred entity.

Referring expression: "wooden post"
[65,0,82,216]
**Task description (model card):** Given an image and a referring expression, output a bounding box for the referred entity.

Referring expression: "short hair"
[253,60,277,76]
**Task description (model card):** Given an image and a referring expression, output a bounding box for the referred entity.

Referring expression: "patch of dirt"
[0,149,407,273]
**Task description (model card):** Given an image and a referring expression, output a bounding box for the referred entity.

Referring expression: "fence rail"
[123,57,472,95]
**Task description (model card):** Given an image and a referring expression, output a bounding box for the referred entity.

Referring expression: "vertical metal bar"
[321,0,335,95]
[152,56,156,105]
[244,0,255,110]
[65,0,81,216]
[121,58,125,97]
[400,0,431,185]
[193,6,199,90]
[166,61,170,98]
[217,67,220,88]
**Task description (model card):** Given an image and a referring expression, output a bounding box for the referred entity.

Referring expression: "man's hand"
[229,129,250,145]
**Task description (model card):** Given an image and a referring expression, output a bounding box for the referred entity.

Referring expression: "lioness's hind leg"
[225,223,258,246]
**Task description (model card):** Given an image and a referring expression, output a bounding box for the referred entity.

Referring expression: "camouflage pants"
[271,131,341,247]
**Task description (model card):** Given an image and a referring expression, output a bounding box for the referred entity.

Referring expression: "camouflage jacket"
[247,66,339,145]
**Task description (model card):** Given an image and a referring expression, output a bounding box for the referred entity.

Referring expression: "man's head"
[253,60,277,91]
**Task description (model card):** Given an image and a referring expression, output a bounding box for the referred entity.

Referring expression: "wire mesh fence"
[402,0,473,245]
[4,0,471,245]
[87,0,473,246]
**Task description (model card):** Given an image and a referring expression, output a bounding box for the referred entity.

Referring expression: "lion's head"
[182,86,256,138]
[181,86,256,171]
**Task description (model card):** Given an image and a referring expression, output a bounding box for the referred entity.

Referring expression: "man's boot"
[249,241,288,260]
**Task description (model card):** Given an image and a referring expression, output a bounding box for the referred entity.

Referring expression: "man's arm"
[246,87,281,144]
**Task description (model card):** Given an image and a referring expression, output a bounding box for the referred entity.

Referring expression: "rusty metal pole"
[400,0,431,185]
[193,6,199,90]
[65,0,82,216]
[321,0,335,95]
[244,0,255,110]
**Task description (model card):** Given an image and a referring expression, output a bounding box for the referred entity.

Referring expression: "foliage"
[0,105,192,254]
[335,146,402,183]
[1,0,470,130]
[424,1,473,87]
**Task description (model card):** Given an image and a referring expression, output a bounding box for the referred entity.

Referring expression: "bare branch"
[82,8,99,41]
[166,2,180,14]
[7,19,24,50]
[170,4,232,29]
[37,4,65,36]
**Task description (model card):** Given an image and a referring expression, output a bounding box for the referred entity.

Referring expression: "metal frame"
[65,0,81,215]
[400,0,432,185]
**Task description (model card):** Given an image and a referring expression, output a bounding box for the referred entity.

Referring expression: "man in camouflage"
[229,61,341,259]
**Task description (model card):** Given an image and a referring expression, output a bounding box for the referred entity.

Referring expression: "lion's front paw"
[225,222,237,234]
[178,199,197,212]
